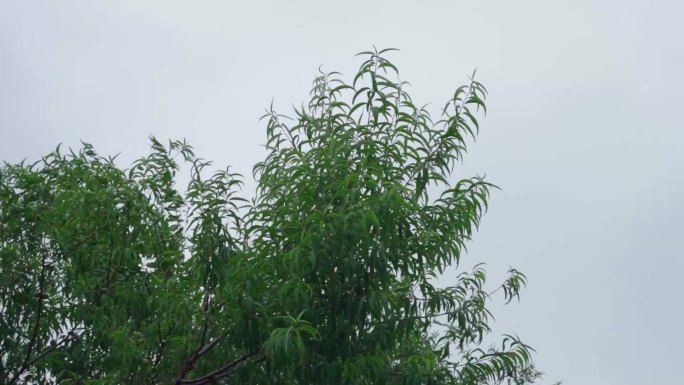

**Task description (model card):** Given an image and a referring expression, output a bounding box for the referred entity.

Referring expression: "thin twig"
[8,248,49,384]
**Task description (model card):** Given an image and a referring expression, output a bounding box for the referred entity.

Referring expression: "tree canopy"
[0,49,536,385]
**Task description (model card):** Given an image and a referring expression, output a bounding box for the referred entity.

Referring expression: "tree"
[0,48,535,385]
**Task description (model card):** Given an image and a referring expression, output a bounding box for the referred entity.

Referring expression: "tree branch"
[25,326,81,368]
[177,350,262,385]
[8,248,49,385]
[173,337,224,384]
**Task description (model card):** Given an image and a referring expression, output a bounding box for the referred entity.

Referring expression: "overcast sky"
[1,1,683,384]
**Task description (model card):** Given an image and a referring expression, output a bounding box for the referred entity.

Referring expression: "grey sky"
[1,1,682,384]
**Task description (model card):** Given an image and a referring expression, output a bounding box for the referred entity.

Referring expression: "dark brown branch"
[25,326,81,368]
[8,231,106,384]
[177,351,262,385]
[173,337,224,384]
[8,248,49,385]
[173,296,232,383]
[63,232,96,256]
[150,322,175,383]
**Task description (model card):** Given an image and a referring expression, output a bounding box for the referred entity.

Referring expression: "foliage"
[0,49,535,385]
[482,364,561,385]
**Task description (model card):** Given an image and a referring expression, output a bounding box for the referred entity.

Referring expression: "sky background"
[1,1,683,384]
